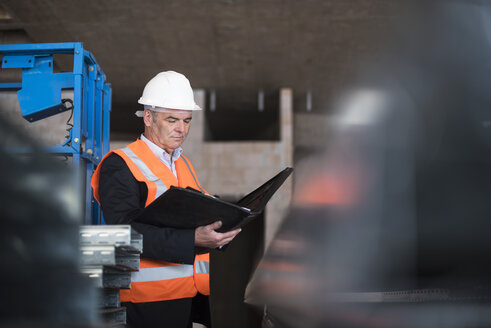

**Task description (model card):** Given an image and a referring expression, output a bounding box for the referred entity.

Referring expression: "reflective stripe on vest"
[180,156,206,194]
[195,260,210,274]
[131,264,194,282]
[120,146,168,198]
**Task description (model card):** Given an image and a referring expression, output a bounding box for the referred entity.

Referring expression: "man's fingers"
[217,228,241,246]
[208,220,222,230]
[196,223,241,248]
[221,228,241,239]
[220,232,241,246]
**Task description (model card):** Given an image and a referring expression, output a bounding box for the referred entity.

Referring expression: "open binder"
[136,167,293,233]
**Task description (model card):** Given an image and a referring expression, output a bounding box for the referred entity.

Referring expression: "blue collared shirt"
[140,134,182,177]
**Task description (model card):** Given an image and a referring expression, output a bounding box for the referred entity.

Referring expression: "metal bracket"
[1,55,35,68]
[2,54,75,122]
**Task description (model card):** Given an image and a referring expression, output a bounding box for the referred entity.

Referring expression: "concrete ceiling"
[0,0,402,136]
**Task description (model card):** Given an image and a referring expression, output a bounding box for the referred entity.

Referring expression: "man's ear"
[143,109,153,127]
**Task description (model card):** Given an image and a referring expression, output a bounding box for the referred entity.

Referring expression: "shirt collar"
[140,134,183,162]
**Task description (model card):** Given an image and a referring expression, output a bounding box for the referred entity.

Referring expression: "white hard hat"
[135,71,201,117]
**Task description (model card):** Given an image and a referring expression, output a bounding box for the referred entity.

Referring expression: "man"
[91,71,241,328]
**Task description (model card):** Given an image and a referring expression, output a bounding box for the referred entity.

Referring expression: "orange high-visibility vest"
[91,139,210,303]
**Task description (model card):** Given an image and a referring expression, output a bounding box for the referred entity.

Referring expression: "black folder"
[136,167,293,233]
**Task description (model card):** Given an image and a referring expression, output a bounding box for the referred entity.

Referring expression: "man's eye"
[184,120,191,124]
[167,119,177,123]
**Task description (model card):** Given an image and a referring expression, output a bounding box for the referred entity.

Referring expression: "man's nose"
[175,120,185,132]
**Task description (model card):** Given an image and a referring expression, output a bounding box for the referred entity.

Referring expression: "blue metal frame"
[0,42,111,224]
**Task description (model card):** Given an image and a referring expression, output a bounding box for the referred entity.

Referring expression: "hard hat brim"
[137,98,201,111]
[135,105,201,117]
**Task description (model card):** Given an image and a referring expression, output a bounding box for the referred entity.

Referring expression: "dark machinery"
[0,112,98,327]
[246,2,491,327]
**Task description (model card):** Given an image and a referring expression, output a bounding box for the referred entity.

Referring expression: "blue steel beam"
[102,83,112,157]
[0,42,83,54]
[94,76,104,162]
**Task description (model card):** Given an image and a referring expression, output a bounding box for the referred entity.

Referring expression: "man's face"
[143,109,192,153]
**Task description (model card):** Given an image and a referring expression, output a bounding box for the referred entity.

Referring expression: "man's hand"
[195,221,241,249]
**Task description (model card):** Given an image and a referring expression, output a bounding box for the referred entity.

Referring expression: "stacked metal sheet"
[79,225,142,326]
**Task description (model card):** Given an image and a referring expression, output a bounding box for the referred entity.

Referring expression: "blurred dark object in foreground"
[247,1,491,327]
[0,113,98,327]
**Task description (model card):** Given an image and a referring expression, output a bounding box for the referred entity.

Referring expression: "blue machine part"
[0,42,111,224]
[1,55,75,122]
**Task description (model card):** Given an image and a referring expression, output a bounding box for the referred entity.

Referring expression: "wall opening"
[204,89,280,142]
